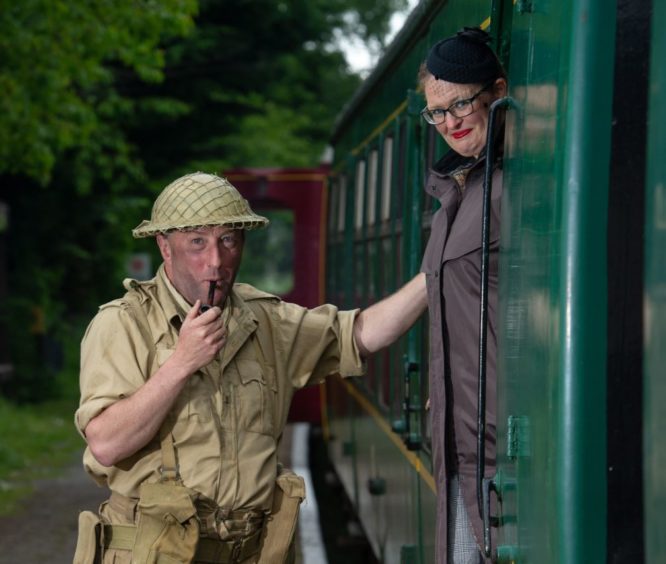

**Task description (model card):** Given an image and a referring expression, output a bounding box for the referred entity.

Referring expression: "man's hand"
[171,300,227,375]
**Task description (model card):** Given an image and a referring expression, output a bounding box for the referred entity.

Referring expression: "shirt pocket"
[231,358,276,436]
[156,348,213,423]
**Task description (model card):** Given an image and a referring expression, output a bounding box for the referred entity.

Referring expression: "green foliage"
[238,210,294,294]
[0,0,409,402]
[222,102,323,168]
[0,0,197,185]
[0,315,86,511]
[128,0,408,176]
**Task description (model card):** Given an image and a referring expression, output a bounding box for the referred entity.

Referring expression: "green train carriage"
[323,0,666,562]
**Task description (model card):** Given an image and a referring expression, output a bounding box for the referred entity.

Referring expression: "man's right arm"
[353,273,428,357]
[82,301,226,467]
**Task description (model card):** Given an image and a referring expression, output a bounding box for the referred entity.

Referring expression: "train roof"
[331,0,441,144]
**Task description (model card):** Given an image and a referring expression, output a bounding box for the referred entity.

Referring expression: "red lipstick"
[452,129,472,139]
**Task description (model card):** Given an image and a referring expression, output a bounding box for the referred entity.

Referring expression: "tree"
[0,0,198,186]
[127,0,408,179]
[0,0,408,401]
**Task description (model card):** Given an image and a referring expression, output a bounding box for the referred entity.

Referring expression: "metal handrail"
[476,96,513,557]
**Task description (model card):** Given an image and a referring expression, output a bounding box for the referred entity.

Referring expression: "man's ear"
[156,234,171,262]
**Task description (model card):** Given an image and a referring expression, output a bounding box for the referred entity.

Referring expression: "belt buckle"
[158,464,180,481]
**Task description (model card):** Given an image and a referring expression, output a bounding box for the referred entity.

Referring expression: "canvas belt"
[103,426,265,563]
[108,491,265,539]
[103,523,262,563]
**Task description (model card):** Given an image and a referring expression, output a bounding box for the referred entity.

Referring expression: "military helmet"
[132,172,269,238]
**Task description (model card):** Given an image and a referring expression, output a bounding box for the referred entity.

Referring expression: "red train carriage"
[224,166,329,424]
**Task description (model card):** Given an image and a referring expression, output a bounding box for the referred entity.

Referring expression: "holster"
[258,467,306,564]
[131,480,200,564]
[73,510,103,564]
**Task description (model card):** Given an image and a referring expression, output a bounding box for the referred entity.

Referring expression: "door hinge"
[507,415,531,459]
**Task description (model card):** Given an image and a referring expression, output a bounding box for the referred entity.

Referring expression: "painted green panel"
[497,5,571,561]
[556,1,613,560]
[354,408,435,564]
[644,0,666,561]
[497,0,613,562]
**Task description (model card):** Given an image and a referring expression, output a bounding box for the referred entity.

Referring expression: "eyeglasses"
[420,82,493,125]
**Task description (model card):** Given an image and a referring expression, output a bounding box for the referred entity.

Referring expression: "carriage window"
[238,208,294,295]
[381,136,393,221]
[396,122,406,219]
[337,175,347,232]
[354,160,366,230]
[657,182,666,229]
[367,150,378,226]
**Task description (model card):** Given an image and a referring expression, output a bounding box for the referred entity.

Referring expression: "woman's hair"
[417,61,432,90]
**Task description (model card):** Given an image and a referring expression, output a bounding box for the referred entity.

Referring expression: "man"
[75,172,424,564]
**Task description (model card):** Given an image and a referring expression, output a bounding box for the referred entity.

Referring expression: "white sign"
[126,253,152,280]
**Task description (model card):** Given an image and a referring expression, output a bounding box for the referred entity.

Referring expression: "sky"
[342,0,419,76]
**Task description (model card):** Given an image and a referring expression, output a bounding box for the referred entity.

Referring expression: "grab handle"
[476,96,514,558]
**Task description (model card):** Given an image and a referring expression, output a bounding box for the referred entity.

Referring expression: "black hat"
[426,27,504,84]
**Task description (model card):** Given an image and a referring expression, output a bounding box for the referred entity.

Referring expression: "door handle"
[477,96,515,558]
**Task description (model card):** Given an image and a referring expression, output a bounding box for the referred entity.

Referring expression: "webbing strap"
[158,421,179,482]
[103,524,262,563]
[105,524,135,549]
[124,294,180,483]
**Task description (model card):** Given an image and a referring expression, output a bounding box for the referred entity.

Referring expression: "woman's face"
[423,77,507,158]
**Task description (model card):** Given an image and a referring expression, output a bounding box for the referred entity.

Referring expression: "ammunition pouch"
[130,480,200,564]
[78,407,297,563]
[73,510,104,564]
[100,489,265,563]
[259,467,306,564]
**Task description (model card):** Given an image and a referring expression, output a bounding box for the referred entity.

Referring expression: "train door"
[496,0,650,562]
[644,2,666,562]
[224,167,328,423]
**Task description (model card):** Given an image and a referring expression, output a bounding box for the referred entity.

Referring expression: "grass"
[0,395,85,515]
[0,318,88,516]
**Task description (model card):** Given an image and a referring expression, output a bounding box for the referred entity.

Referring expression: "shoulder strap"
[158,419,181,483]
[123,293,182,483]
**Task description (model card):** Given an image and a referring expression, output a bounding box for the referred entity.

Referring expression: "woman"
[355,26,507,564]
[420,28,507,564]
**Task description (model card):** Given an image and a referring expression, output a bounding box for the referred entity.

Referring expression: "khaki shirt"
[76,265,363,512]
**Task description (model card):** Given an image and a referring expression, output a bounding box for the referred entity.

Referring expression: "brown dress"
[421,148,502,563]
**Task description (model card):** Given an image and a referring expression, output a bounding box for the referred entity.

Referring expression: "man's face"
[157,226,244,308]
